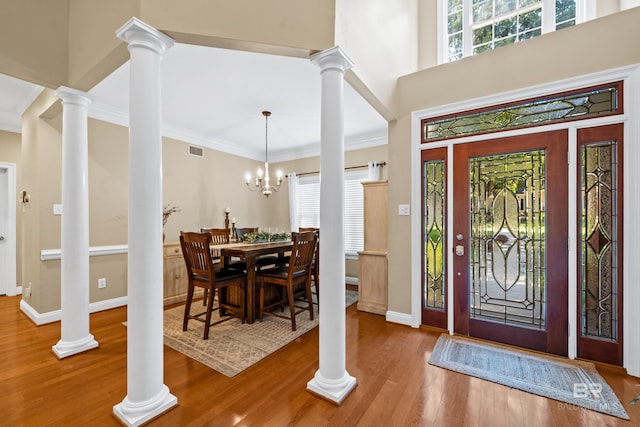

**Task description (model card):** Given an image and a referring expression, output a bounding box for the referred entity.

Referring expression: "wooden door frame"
[576,123,624,366]
[420,147,448,329]
[452,130,569,356]
[0,162,17,296]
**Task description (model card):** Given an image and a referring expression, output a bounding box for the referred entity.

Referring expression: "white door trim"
[0,162,17,296]
[410,63,640,377]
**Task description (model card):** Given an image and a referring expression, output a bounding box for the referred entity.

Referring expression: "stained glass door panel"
[453,130,568,356]
[469,150,545,328]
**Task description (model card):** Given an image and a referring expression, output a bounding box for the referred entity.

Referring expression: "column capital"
[116,17,174,55]
[55,86,94,108]
[310,46,354,73]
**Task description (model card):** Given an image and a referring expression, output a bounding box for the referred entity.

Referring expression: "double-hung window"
[296,169,369,257]
[442,0,593,63]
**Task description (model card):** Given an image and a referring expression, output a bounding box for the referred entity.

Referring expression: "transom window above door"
[441,0,592,63]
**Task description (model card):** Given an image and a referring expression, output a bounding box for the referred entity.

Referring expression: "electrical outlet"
[98,278,107,289]
[398,204,410,216]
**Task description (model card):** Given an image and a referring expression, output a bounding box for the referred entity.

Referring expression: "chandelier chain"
[245,110,281,197]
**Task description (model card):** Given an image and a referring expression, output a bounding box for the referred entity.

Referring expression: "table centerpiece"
[238,231,290,243]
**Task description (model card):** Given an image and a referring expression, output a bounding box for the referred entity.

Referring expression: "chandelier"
[245,111,283,197]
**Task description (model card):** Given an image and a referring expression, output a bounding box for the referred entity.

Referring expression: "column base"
[307,370,357,405]
[52,334,99,359]
[113,385,178,427]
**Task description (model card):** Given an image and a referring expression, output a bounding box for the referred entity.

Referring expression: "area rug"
[163,289,358,377]
[428,334,629,420]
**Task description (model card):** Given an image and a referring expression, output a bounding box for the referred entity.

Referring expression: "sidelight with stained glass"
[468,150,546,328]
[579,142,618,341]
[423,160,446,310]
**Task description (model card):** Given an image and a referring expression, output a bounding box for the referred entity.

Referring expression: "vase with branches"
[163,204,181,227]
[162,205,180,242]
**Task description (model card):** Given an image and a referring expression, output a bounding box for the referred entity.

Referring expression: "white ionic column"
[52,87,99,359]
[113,18,177,427]
[307,46,357,404]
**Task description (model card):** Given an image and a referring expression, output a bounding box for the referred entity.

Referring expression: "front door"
[452,130,568,356]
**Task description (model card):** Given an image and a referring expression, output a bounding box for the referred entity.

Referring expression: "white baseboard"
[20,296,129,326]
[386,310,412,326]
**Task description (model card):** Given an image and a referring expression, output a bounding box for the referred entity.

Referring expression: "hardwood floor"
[1,295,638,426]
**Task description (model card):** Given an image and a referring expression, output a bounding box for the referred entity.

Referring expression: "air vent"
[189,145,204,157]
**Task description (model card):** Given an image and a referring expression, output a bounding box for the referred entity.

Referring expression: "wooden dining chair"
[201,227,231,245]
[256,231,317,331]
[200,227,231,304]
[180,231,246,339]
[298,227,319,301]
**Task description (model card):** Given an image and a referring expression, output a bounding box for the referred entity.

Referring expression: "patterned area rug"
[429,334,629,420]
[163,289,358,377]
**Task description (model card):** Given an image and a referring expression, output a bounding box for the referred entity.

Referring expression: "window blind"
[297,169,368,256]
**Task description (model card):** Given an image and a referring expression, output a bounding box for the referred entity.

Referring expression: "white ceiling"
[0,73,44,133]
[1,43,388,162]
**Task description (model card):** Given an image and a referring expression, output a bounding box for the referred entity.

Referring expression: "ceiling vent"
[188,145,204,157]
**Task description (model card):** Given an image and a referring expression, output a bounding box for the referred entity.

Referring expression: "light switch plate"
[398,204,410,216]
[53,204,63,215]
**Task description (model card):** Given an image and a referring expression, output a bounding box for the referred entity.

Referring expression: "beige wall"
[0,0,69,88]
[162,137,290,240]
[143,0,336,55]
[418,0,438,70]
[20,89,61,312]
[336,0,418,121]
[66,0,337,92]
[386,6,640,314]
[276,144,389,279]
[4,0,337,92]
[20,112,387,313]
[0,130,23,288]
[67,0,138,90]
[10,2,638,317]
[399,8,640,117]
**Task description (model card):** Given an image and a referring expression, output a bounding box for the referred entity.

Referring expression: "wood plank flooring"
[0,295,638,426]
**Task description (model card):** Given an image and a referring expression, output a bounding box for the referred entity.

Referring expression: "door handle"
[455,245,464,256]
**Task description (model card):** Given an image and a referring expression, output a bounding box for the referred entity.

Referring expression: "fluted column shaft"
[307,46,357,404]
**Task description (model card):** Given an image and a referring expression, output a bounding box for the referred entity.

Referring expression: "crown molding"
[88,104,387,162]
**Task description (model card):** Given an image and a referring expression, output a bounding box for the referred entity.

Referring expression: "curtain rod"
[288,161,386,178]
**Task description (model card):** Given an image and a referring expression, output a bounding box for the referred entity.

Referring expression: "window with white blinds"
[297,169,368,256]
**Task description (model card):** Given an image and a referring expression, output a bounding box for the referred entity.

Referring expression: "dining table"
[211,240,293,323]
